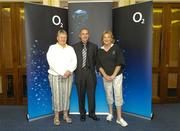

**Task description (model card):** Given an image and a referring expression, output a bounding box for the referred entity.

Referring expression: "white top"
[46,43,77,76]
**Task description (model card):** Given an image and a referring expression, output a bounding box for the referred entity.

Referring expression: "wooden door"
[164,4,180,102]
[0,3,19,104]
[152,3,180,103]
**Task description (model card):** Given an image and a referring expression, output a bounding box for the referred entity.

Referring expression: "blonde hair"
[101,30,115,45]
[57,29,67,36]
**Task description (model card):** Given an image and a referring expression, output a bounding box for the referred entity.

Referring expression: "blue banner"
[25,1,152,120]
[68,2,112,113]
[25,3,68,120]
[113,1,152,119]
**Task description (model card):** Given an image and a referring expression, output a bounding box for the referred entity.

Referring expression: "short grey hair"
[57,29,67,36]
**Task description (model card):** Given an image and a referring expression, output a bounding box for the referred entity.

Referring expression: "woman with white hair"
[47,30,77,125]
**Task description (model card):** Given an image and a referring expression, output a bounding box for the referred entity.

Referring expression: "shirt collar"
[56,42,67,48]
[80,41,89,47]
[101,43,114,49]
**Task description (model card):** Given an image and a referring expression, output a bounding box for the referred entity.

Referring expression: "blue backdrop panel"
[25,3,68,120]
[68,2,112,113]
[25,1,152,120]
[113,1,152,118]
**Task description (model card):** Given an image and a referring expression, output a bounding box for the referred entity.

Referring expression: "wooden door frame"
[0,2,21,104]
[15,2,25,105]
[153,3,167,103]
[165,3,180,102]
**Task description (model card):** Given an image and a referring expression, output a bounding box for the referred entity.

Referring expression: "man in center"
[73,28,100,121]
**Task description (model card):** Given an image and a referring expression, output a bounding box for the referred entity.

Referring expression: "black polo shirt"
[96,44,125,76]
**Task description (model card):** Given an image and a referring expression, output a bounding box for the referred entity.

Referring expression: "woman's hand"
[63,70,72,78]
[104,74,113,82]
[110,75,116,80]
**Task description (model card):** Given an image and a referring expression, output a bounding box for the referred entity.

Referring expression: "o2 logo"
[52,15,63,28]
[133,12,145,24]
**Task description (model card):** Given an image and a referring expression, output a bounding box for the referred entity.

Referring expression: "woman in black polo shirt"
[97,31,128,127]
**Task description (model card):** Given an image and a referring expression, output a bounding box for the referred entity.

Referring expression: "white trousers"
[103,74,123,107]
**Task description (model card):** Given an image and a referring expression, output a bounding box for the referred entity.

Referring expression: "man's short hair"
[79,28,89,34]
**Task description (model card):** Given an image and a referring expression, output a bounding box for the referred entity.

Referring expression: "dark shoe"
[80,115,86,121]
[88,115,100,121]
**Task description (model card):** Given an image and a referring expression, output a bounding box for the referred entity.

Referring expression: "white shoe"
[106,114,113,121]
[116,118,128,127]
